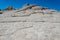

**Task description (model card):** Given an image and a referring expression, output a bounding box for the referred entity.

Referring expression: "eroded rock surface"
[3,6,15,10]
[0,4,60,40]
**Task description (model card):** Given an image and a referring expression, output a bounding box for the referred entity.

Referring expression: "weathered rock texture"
[0,4,60,40]
[4,6,15,10]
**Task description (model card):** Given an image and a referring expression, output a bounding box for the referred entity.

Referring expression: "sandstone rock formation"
[20,4,49,11]
[4,6,15,10]
[0,9,3,14]
[0,4,60,40]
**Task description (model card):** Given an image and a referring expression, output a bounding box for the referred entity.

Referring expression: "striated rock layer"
[0,4,60,40]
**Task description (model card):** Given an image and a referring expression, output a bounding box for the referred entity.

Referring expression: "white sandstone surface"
[0,7,60,40]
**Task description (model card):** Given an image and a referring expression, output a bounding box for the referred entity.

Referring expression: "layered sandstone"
[0,4,60,40]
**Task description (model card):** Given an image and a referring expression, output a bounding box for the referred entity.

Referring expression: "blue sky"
[0,0,60,10]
